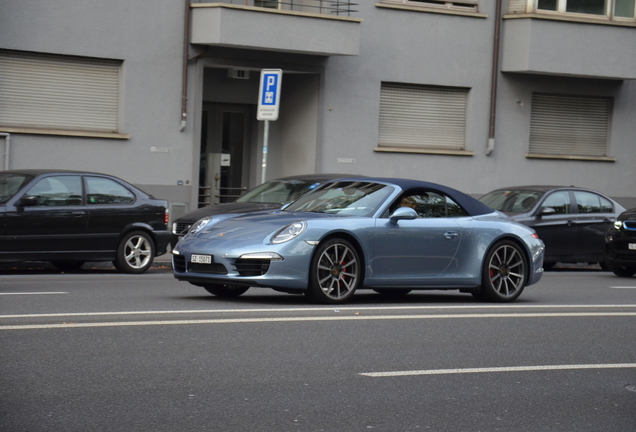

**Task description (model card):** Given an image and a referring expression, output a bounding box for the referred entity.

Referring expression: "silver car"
[173,178,544,303]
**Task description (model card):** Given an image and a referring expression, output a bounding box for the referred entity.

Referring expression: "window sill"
[375,2,487,18]
[503,13,636,28]
[526,153,616,162]
[0,127,130,140]
[375,146,474,156]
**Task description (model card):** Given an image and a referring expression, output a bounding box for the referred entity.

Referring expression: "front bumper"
[172,240,316,290]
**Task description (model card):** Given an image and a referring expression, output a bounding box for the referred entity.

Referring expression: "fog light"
[239,252,283,261]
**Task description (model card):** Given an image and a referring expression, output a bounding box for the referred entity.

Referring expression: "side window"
[23,176,83,206]
[399,192,468,218]
[599,196,613,213]
[573,191,607,214]
[541,191,571,214]
[86,177,135,205]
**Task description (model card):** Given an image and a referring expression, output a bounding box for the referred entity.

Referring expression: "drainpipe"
[486,0,503,156]
[0,133,9,170]
[180,0,191,132]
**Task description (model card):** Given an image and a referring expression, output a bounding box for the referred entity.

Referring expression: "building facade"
[2,0,635,220]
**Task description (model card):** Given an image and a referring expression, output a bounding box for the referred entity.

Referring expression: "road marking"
[359,363,636,377]
[0,292,68,296]
[2,311,636,330]
[610,286,636,289]
[2,304,636,319]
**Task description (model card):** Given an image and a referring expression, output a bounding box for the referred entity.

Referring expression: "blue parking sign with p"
[257,69,282,121]
[262,74,278,105]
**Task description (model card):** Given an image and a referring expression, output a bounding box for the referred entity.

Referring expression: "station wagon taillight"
[164,208,169,226]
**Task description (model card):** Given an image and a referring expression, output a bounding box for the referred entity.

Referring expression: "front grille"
[189,263,228,274]
[623,221,636,231]
[173,255,186,273]
[235,259,271,277]
[173,222,192,235]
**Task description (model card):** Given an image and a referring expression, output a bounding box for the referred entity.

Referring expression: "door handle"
[444,231,458,240]
[566,220,575,227]
[72,211,86,217]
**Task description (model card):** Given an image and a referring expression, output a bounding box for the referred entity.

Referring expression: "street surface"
[1,267,635,431]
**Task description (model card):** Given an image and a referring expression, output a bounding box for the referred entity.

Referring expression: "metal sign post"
[257,69,282,184]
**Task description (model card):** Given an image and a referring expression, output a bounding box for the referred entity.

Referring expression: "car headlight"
[271,221,307,244]
[188,217,213,235]
[614,220,623,230]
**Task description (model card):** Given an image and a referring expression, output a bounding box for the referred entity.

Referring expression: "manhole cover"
[625,384,636,393]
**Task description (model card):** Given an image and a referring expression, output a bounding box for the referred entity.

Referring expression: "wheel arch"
[483,235,532,280]
[312,231,367,281]
[118,223,158,252]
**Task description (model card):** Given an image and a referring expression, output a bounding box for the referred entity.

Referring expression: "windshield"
[236,179,323,205]
[479,189,544,214]
[284,181,394,217]
[0,173,34,204]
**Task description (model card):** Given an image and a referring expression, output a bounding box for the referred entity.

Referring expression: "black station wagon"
[479,185,625,270]
[0,169,171,273]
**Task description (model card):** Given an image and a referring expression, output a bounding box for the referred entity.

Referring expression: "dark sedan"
[479,186,625,270]
[171,174,357,247]
[605,208,636,277]
[0,169,171,273]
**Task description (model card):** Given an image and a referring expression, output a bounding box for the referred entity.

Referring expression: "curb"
[0,254,173,272]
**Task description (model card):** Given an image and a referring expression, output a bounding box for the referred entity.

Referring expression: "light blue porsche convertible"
[172,178,544,303]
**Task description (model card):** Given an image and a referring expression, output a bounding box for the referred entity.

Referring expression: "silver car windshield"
[0,173,34,204]
[284,181,394,217]
[236,179,322,205]
[479,189,544,214]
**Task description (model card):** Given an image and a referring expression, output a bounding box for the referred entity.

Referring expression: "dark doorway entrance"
[199,103,252,207]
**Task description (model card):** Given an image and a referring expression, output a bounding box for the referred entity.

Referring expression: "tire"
[305,238,361,304]
[478,240,527,302]
[373,289,412,297]
[50,260,85,272]
[609,266,636,278]
[113,230,155,274]
[202,284,250,297]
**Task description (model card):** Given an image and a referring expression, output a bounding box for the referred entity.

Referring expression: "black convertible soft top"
[337,177,495,217]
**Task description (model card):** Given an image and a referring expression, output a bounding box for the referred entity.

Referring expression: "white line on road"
[2,311,636,330]
[0,292,68,295]
[360,363,636,377]
[2,304,636,319]
[610,286,636,289]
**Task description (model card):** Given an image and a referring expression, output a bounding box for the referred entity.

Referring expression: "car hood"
[177,202,282,223]
[179,211,341,245]
[618,209,636,221]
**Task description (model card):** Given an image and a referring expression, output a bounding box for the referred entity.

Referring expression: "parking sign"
[257,69,282,121]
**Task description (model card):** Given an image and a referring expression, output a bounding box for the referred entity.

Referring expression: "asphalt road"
[1,268,635,432]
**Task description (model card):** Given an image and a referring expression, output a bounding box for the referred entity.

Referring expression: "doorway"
[199,103,252,207]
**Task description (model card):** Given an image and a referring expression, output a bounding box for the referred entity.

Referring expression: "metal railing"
[202,0,359,17]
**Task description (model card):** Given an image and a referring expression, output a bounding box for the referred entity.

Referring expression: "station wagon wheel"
[306,238,361,304]
[50,260,85,272]
[201,284,250,297]
[478,240,527,302]
[609,266,636,278]
[373,289,412,297]
[113,230,155,274]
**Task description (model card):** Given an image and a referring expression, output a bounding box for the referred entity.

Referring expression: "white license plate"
[191,254,212,264]
[629,244,636,250]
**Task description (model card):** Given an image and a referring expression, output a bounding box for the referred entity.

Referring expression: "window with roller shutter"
[0,50,122,136]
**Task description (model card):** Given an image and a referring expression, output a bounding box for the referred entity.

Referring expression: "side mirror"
[538,207,556,217]
[19,195,39,207]
[390,207,418,224]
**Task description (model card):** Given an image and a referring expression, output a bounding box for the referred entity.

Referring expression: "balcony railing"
[199,0,359,17]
